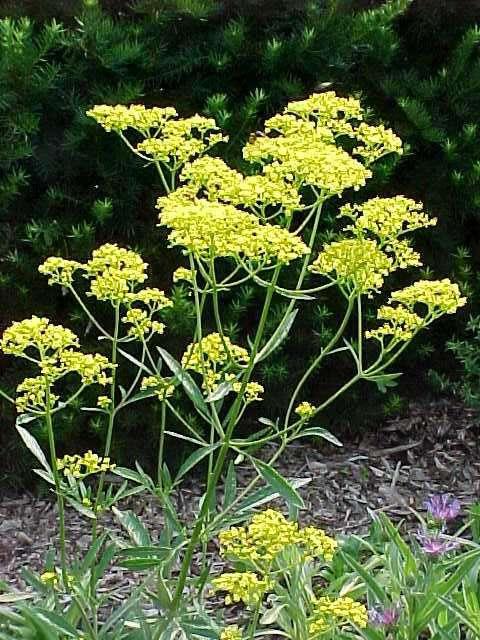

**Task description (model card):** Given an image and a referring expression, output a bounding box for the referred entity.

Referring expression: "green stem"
[154,160,171,194]
[0,388,14,404]
[92,304,120,541]
[284,295,355,427]
[169,264,282,614]
[44,380,68,588]
[157,400,166,487]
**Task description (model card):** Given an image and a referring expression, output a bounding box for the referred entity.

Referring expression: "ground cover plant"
[0,93,472,638]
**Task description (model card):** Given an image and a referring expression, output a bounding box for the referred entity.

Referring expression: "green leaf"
[253,459,304,509]
[367,372,402,393]
[339,550,387,604]
[234,478,311,515]
[31,608,78,637]
[16,424,51,473]
[157,347,209,418]
[33,468,55,485]
[291,426,343,447]
[64,496,96,519]
[255,309,298,363]
[175,444,219,483]
[205,380,232,402]
[112,507,151,546]
[116,546,173,570]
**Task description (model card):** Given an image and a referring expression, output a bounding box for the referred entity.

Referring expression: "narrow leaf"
[253,460,304,508]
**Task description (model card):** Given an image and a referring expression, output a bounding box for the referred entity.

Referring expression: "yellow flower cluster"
[127,287,172,308]
[285,92,364,127]
[0,317,113,413]
[97,395,111,409]
[1,316,78,356]
[220,626,242,640]
[310,239,393,294]
[182,333,256,394]
[180,156,300,212]
[87,104,226,166]
[211,572,273,606]
[173,266,195,283]
[245,139,372,196]
[86,104,178,133]
[15,376,57,414]
[366,305,425,342]
[140,375,175,400]
[84,244,148,303]
[231,380,264,402]
[156,195,309,263]
[40,571,59,587]
[308,596,368,636]
[340,196,436,241]
[295,401,317,420]
[122,308,165,339]
[243,92,402,197]
[219,509,337,566]
[58,350,113,385]
[136,117,227,166]
[57,450,116,478]
[39,257,82,286]
[39,247,173,313]
[353,122,403,163]
[390,279,467,316]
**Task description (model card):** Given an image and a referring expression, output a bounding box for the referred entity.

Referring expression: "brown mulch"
[1,399,479,593]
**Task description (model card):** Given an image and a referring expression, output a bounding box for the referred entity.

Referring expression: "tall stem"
[92,303,120,540]
[284,295,355,427]
[169,264,282,613]
[157,400,166,487]
[44,380,68,587]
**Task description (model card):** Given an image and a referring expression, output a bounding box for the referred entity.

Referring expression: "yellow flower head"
[15,376,57,414]
[340,196,435,241]
[39,257,83,286]
[218,509,337,566]
[122,308,165,339]
[390,279,467,316]
[0,316,78,357]
[310,238,393,294]
[295,401,317,420]
[180,156,300,212]
[309,596,368,635]
[140,375,175,400]
[57,450,116,478]
[86,104,178,133]
[220,626,242,640]
[173,266,195,283]
[352,122,403,163]
[211,572,273,606]
[366,304,425,342]
[40,571,59,587]
[156,195,309,264]
[84,244,148,303]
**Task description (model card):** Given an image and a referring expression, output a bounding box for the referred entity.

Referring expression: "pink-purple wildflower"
[369,604,401,627]
[416,530,459,556]
[424,494,461,522]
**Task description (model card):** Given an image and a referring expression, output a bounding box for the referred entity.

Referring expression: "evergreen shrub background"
[1,0,479,485]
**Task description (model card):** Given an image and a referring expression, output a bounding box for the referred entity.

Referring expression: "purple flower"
[416,530,459,556]
[424,494,461,522]
[369,604,401,627]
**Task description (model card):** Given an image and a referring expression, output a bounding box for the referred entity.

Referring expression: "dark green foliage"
[1,0,480,485]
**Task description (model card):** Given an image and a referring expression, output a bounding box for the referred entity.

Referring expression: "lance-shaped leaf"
[255,309,298,363]
[157,347,209,418]
[16,424,51,473]
[253,459,304,509]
